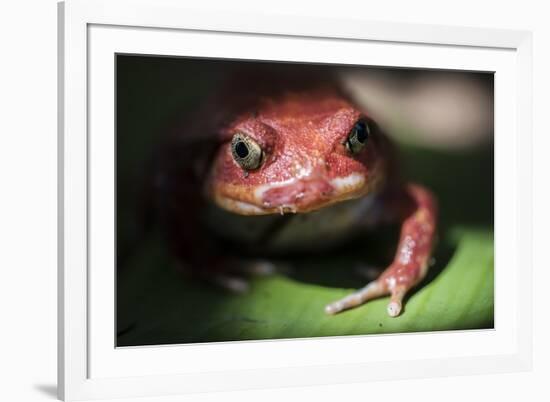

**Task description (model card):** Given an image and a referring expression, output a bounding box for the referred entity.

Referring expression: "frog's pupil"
[235,141,249,158]
[355,122,368,143]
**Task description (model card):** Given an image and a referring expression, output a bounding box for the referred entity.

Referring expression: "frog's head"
[206,85,387,215]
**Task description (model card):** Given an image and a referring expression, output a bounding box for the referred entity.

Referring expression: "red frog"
[155,66,437,317]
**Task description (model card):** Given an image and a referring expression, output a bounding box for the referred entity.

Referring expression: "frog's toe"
[325,281,387,315]
[325,279,410,317]
[387,286,407,317]
[387,301,401,317]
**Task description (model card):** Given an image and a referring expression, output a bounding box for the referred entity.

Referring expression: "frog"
[154,65,437,318]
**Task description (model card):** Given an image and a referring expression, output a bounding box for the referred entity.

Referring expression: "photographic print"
[115,56,494,347]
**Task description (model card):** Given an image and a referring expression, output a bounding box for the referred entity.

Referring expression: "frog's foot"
[176,258,283,294]
[236,259,278,276]
[325,261,426,317]
[324,280,409,317]
[208,259,281,294]
[325,184,437,317]
[212,273,250,293]
[174,261,251,293]
[325,281,385,315]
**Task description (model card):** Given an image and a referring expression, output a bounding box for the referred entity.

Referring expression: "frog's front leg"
[325,184,437,317]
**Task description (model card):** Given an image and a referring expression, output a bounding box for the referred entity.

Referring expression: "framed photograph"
[58,0,533,400]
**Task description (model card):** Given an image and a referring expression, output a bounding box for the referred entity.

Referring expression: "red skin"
[157,66,437,317]
[375,184,437,315]
[206,85,386,212]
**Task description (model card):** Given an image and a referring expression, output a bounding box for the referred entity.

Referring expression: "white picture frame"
[58,0,533,400]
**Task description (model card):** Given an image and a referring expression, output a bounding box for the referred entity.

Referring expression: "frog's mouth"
[211,172,370,215]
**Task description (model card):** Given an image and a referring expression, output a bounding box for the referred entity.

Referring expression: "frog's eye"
[231,132,264,170]
[345,120,370,155]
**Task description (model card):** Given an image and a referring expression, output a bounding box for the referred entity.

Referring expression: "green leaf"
[117,224,493,346]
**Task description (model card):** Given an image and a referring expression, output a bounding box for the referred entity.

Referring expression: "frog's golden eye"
[231,133,264,170]
[345,120,370,154]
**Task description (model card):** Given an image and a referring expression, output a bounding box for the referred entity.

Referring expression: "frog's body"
[203,195,380,254]
[156,66,437,317]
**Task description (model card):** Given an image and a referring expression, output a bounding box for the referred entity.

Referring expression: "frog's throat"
[211,172,378,216]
